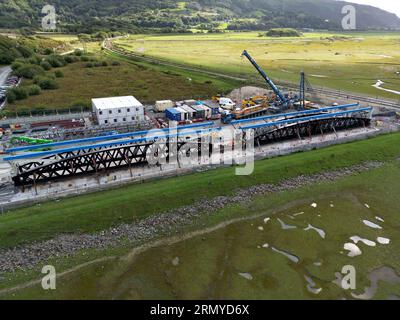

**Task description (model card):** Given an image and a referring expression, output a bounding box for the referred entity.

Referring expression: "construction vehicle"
[241,50,288,108]
[222,51,292,124]
[241,95,271,109]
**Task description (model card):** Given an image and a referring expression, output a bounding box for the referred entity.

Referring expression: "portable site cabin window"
[92,96,145,125]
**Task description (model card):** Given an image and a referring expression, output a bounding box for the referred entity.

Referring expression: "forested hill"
[0,0,399,32]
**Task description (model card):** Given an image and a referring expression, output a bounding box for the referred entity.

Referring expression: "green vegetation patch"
[266,28,302,37]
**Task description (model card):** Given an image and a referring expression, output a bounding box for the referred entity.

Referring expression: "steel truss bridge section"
[11,137,209,187]
[249,116,370,146]
[10,109,373,187]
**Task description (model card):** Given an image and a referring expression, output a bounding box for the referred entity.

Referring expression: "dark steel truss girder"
[12,139,209,187]
[253,117,370,145]
[12,117,370,187]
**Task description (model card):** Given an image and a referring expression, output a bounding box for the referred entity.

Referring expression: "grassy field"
[0,132,399,250]
[4,33,239,112]
[114,31,400,100]
[8,57,237,111]
[2,159,400,299]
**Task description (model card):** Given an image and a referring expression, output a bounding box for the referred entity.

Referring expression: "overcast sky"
[347,0,400,17]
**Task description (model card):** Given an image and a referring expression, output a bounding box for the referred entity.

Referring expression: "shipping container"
[155,100,174,112]
[165,108,182,122]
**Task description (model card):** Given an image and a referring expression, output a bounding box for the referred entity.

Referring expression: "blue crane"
[242,50,287,105]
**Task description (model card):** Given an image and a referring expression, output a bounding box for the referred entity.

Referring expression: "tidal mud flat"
[2,161,400,299]
[0,161,383,274]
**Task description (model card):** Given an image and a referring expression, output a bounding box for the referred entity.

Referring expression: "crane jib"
[242,50,287,103]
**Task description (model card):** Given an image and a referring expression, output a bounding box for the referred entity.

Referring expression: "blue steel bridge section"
[241,107,372,145]
[6,104,373,187]
[240,107,372,130]
[230,103,360,125]
[6,121,214,154]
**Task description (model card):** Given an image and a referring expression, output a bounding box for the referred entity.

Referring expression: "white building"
[92,96,145,125]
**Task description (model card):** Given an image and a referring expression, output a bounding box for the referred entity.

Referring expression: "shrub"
[28,56,41,65]
[94,61,102,67]
[11,61,23,71]
[85,62,94,68]
[81,56,90,62]
[266,28,302,37]
[74,49,83,56]
[43,48,53,55]
[55,70,64,78]
[101,61,108,66]
[40,61,52,71]
[16,46,34,58]
[46,55,66,68]
[10,87,29,100]
[0,53,14,64]
[64,55,79,63]
[6,90,16,103]
[14,64,45,79]
[111,61,120,66]
[37,78,59,90]
[27,85,41,96]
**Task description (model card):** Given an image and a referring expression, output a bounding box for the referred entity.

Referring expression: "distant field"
[8,31,400,112]
[8,59,229,111]
[115,31,400,99]
[5,33,238,112]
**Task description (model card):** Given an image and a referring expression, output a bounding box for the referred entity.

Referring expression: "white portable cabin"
[92,96,145,125]
[179,105,196,119]
[196,104,212,119]
[175,106,190,121]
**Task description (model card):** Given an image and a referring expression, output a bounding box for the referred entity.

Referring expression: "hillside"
[0,34,65,64]
[0,0,399,32]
